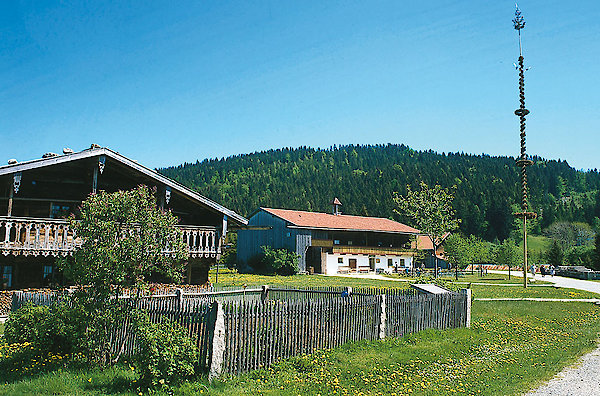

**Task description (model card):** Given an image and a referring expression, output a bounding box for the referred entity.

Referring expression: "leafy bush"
[249,246,299,275]
[1,302,88,376]
[134,314,198,387]
[3,303,51,345]
[4,302,87,355]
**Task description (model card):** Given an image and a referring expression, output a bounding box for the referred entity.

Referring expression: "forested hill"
[159,144,600,242]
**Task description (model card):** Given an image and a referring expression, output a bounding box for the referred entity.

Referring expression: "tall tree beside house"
[393,182,460,277]
[59,185,189,365]
[546,240,564,268]
[443,234,471,280]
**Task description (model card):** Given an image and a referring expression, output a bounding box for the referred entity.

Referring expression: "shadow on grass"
[84,373,139,395]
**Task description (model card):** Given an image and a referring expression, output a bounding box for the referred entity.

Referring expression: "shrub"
[1,302,88,377]
[134,314,198,387]
[4,302,88,355]
[248,246,299,275]
[3,303,51,345]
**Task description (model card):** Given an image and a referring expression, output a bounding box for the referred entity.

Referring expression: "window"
[388,258,393,267]
[400,259,406,267]
[347,240,353,245]
[50,204,70,219]
[2,266,12,288]
[337,257,343,264]
[43,265,53,282]
[334,240,340,245]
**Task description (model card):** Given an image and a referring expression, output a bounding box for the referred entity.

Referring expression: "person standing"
[530,263,537,278]
[540,265,546,277]
[550,265,555,277]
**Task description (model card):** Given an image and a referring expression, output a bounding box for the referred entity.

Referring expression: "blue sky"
[1,1,598,170]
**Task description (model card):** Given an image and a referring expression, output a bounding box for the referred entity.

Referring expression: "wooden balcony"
[0,216,220,259]
[332,245,413,256]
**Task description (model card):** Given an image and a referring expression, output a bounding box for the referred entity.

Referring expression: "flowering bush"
[4,302,88,355]
[1,303,89,377]
[134,314,198,388]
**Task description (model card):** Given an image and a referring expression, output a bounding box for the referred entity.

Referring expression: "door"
[349,259,357,272]
[369,257,376,271]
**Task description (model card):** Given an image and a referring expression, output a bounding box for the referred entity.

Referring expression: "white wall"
[324,253,414,275]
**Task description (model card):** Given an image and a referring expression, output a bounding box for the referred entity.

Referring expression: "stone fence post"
[460,288,472,328]
[261,285,270,303]
[378,294,386,339]
[208,301,225,380]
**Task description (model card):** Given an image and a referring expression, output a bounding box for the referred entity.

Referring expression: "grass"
[469,284,599,299]
[209,268,412,289]
[437,273,551,285]
[2,272,600,395]
[524,235,552,255]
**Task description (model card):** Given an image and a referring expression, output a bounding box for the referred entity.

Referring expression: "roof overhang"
[285,225,420,235]
[0,147,248,226]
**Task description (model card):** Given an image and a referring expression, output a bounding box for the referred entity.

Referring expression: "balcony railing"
[332,245,413,256]
[0,217,220,258]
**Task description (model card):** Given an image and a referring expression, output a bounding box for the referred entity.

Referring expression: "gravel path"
[525,344,600,395]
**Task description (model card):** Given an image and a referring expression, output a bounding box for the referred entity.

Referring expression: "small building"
[237,199,420,274]
[415,233,450,269]
[0,145,248,289]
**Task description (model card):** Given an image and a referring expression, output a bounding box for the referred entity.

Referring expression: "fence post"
[460,288,472,328]
[378,294,386,339]
[10,291,22,312]
[175,288,184,311]
[208,301,226,380]
[261,285,270,303]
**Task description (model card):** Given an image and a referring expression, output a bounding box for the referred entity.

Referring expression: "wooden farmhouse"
[415,233,450,269]
[237,199,422,274]
[0,145,248,289]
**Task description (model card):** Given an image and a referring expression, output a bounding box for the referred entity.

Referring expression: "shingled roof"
[260,207,420,234]
[0,146,248,226]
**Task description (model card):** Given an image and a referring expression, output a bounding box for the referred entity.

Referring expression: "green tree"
[59,186,189,365]
[219,231,238,269]
[546,240,564,268]
[593,236,600,271]
[393,182,460,277]
[443,234,471,279]
[495,239,520,267]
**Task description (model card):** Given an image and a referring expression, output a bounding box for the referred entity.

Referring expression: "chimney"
[331,197,342,216]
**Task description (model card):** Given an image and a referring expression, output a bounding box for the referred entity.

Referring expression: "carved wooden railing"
[176,225,221,258]
[0,217,80,257]
[0,217,220,259]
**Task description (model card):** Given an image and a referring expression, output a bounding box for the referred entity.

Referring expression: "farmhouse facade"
[0,145,248,289]
[237,200,421,274]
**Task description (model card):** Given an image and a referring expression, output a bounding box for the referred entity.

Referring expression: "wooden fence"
[10,286,471,378]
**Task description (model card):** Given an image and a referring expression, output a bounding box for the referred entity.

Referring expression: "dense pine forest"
[159,144,600,242]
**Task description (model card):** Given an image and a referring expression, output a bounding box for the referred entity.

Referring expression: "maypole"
[512,5,537,288]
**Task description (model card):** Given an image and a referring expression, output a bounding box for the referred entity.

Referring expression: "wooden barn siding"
[237,210,305,269]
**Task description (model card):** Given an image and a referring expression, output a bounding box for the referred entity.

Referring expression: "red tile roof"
[260,207,420,234]
[415,233,451,251]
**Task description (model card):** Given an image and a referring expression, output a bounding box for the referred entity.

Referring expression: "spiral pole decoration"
[512,6,537,288]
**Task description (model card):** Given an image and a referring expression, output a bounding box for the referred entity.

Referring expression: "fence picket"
[12,285,469,376]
